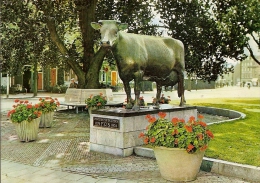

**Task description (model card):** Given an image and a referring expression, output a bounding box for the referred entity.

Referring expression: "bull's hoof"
[125,103,133,109]
[179,102,185,107]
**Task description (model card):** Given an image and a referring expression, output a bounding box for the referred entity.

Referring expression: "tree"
[213,0,260,65]
[4,0,256,88]
[31,0,156,88]
[153,0,247,82]
[1,0,156,89]
[1,1,63,96]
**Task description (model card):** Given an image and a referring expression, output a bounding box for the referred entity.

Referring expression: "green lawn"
[188,98,260,167]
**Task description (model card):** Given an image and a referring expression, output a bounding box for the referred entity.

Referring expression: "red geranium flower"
[171,117,179,126]
[185,125,193,132]
[187,144,194,152]
[27,104,33,109]
[150,137,156,143]
[200,145,208,151]
[144,137,149,144]
[138,132,145,138]
[158,112,166,119]
[206,130,214,138]
[198,114,204,119]
[148,116,156,123]
[199,121,207,127]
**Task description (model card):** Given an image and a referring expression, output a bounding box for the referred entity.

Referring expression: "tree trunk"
[40,0,106,89]
[85,48,107,88]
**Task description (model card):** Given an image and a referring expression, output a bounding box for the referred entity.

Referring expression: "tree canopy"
[1,0,259,89]
[213,0,260,64]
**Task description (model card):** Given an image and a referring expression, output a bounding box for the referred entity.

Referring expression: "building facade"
[233,56,260,86]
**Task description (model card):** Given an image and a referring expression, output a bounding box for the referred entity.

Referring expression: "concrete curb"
[196,106,246,125]
[134,147,260,182]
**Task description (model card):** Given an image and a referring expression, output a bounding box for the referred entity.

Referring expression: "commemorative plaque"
[93,117,120,129]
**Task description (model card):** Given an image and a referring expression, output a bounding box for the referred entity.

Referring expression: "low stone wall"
[196,106,246,125]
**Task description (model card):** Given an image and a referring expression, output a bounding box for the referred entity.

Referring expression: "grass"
[188,98,260,167]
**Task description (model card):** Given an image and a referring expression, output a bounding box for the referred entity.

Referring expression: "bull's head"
[91,20,128,47]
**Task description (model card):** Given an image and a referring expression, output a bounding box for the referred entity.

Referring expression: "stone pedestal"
[90,106,197,156]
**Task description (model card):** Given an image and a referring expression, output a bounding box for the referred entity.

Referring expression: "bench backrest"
[81,89,113,102]
[64,88,82,103]
[64,88,114,104]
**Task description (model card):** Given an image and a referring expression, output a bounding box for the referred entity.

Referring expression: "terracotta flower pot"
[154,146,205,181]
[14,118,40,142]
[39,111,54,128]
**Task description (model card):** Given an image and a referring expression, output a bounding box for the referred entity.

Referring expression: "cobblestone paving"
[1,110,251,182]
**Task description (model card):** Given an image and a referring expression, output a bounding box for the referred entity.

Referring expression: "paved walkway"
[1,87,259,183]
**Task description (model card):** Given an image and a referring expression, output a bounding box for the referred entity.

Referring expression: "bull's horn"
[116,20,121,24]
[98,20,103,24]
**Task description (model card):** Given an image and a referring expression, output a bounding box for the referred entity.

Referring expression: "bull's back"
[115,32,184,77]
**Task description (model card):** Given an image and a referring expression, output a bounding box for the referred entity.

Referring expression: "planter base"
[40,112,54,128]
[14,118,40,142]
[154,147,204,181]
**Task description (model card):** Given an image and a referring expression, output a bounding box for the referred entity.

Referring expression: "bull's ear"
[91,22,101,30]
[118,23,128,30]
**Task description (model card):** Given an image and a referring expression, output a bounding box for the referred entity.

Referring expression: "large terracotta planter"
[13,118,40,142]
[154,146,205,181]
[40,111,54,128]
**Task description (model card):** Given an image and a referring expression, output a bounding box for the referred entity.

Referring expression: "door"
[38,73,43,90]
[50,69,56,86]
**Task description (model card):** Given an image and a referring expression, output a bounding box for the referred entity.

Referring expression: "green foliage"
[7,99,42,123]
[57,68,65,86]
[152,0,249,81]
[139,112,214,153]
[213,0,260,64]
[1,1,53,75]
[46,85,67,93]
[38,97,60,113]
[2,0,259,89]
[1,86,7,94]
[85,93,107,109]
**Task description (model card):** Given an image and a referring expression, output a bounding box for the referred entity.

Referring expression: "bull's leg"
[132,71,143,111]
[178,72,186,106]
[123,81,132,109]
[155,83,162,108]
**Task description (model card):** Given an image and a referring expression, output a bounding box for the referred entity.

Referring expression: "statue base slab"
[89,106,197,157]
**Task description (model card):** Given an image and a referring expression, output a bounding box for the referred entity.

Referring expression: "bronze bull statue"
[91,20,185,110]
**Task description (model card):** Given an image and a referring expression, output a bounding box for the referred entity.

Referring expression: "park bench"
[60,88,123,113]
